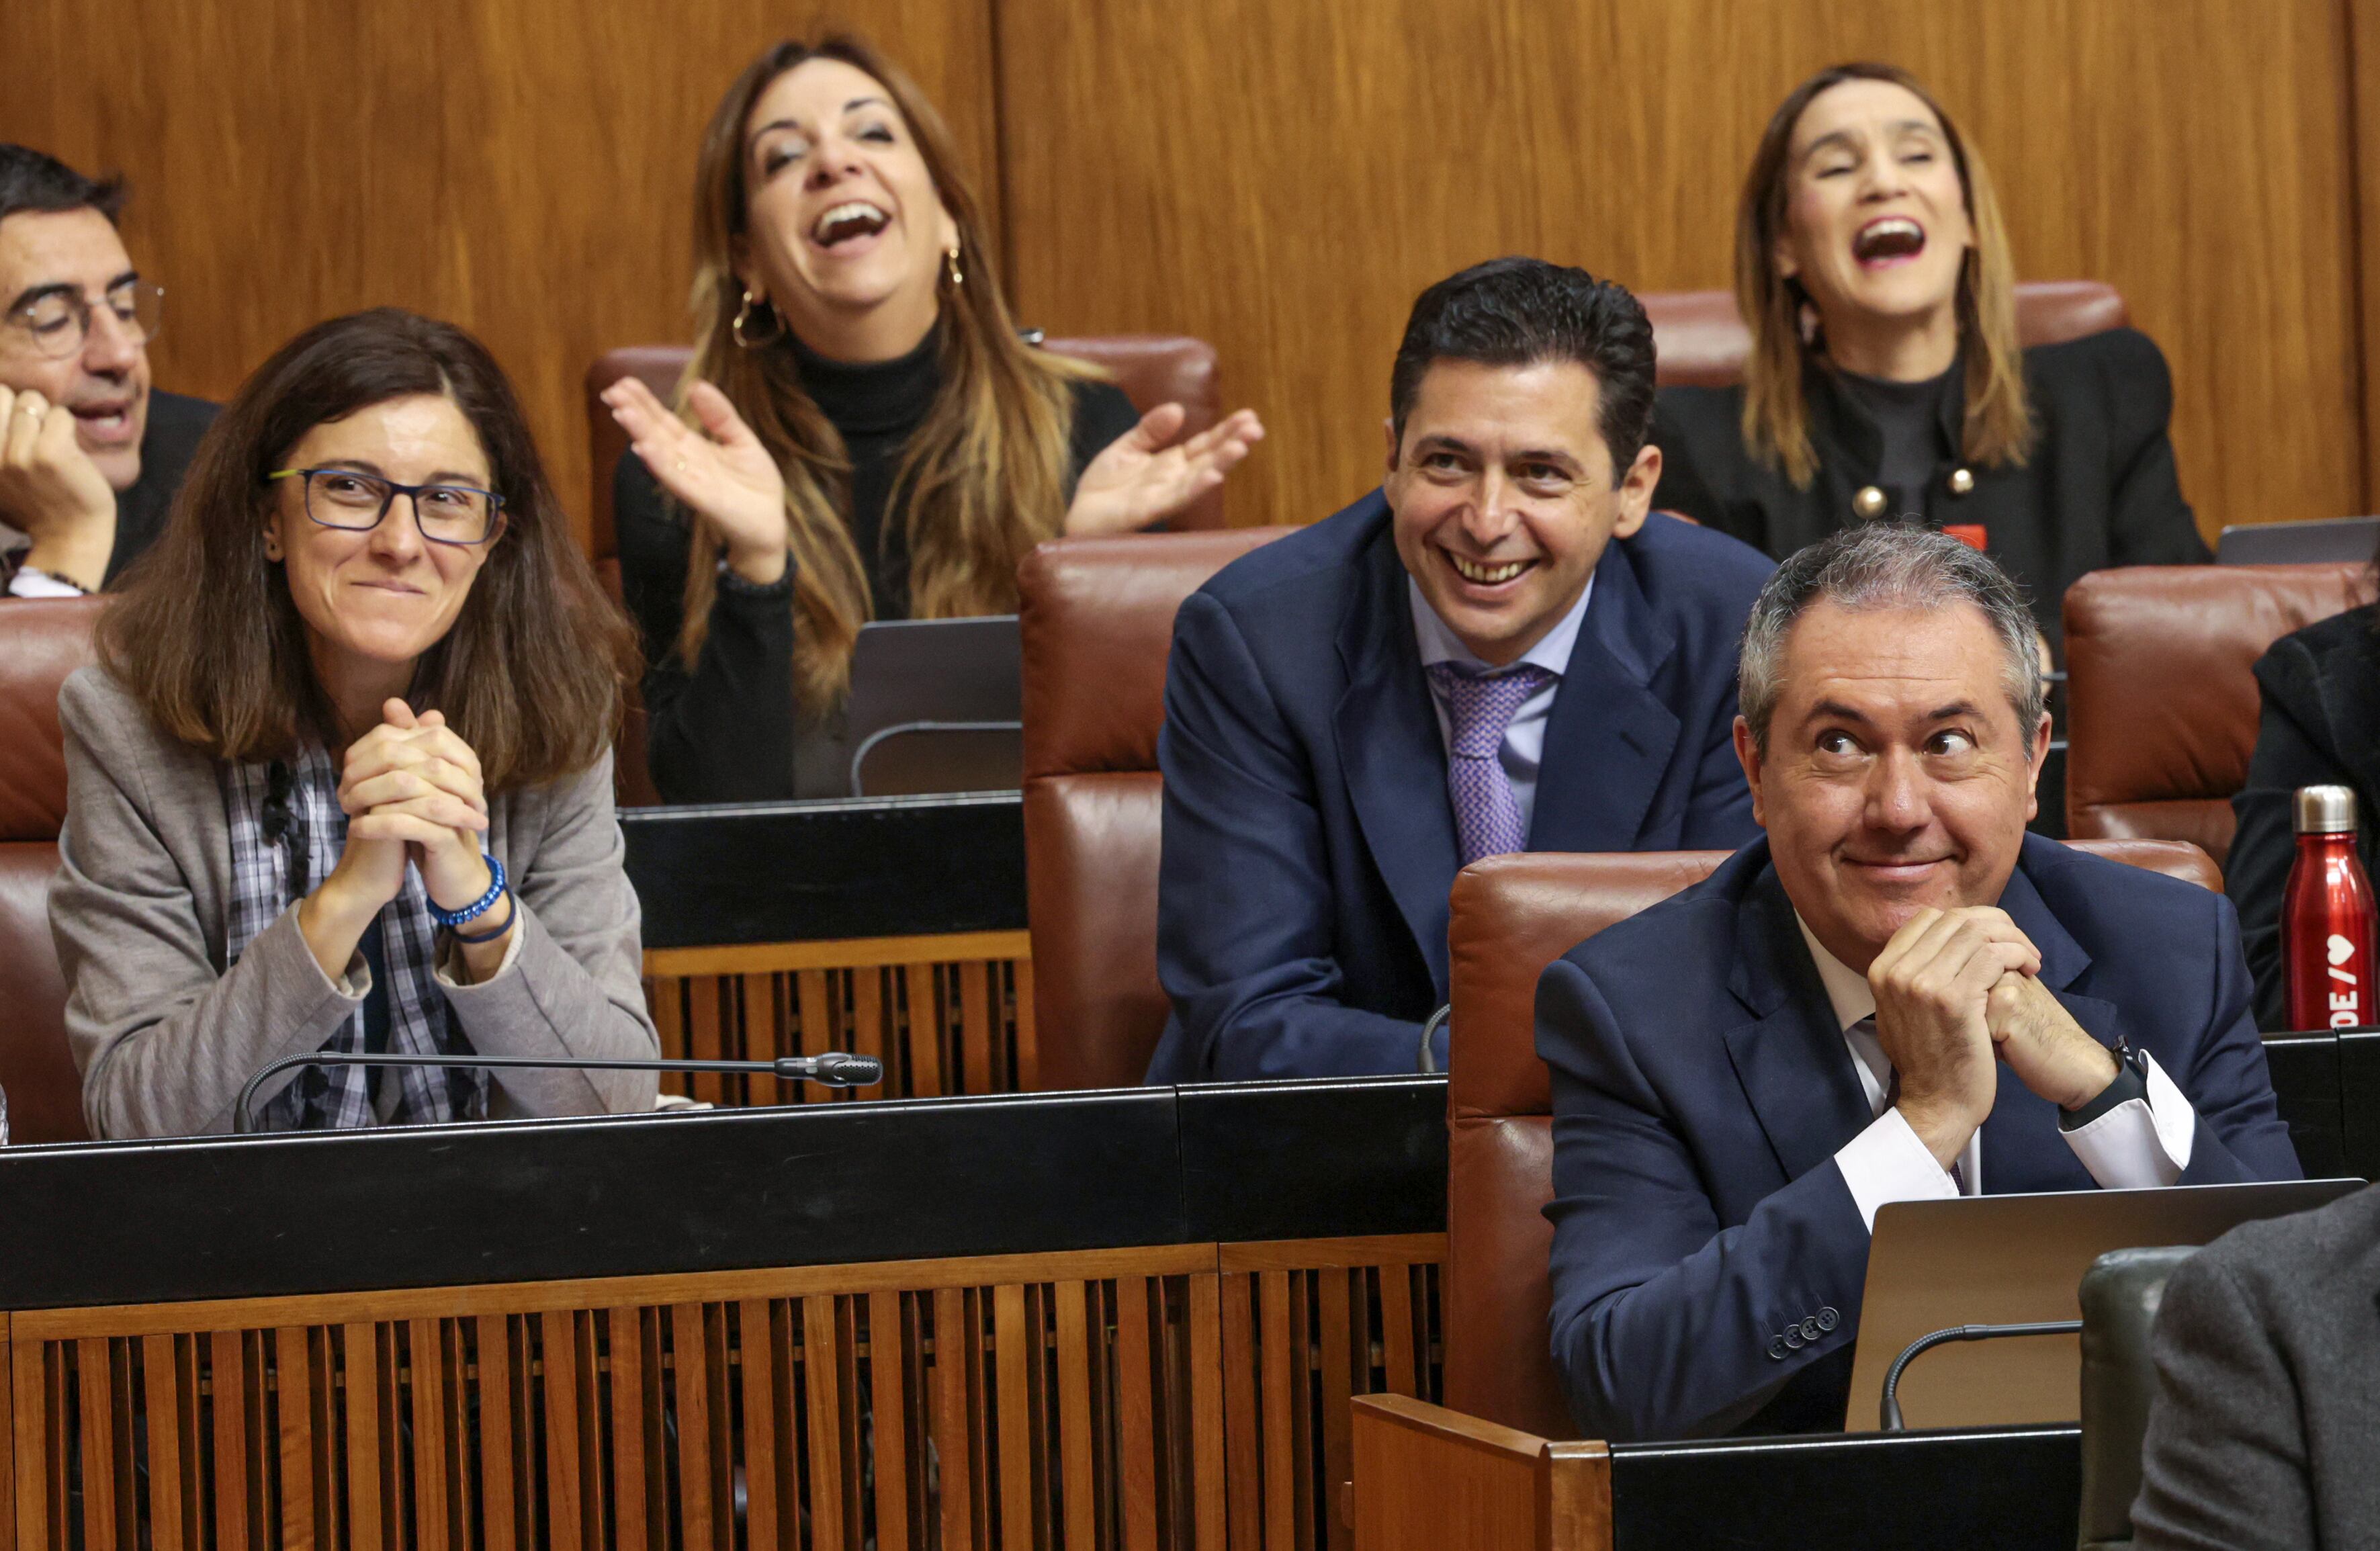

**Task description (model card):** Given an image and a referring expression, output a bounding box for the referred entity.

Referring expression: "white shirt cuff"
[7,566,86,598]
[1834,1106,1959,1232]
[2062,1051,2195,1189]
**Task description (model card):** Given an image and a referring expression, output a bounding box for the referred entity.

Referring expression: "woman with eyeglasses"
[604,35,1264,802]
[1648,63,2207,658]
[51,308,660,1139]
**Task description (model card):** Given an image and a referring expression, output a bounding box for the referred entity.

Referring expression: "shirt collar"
[1406,572,1595,677]
[1793,910,1877,1031]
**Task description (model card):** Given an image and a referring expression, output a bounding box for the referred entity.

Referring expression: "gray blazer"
[50,667,661,1138]
[2132,1182,2380,1549]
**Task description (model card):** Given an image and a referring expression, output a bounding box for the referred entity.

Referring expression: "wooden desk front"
[0,1079,1444,1551]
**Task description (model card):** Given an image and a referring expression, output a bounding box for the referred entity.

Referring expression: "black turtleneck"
[788,326,940,622]
[615,332,1140,804]
[1833,364,1956,517]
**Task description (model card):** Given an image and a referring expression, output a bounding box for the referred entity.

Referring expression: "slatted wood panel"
[4,1235,1440,1550]
[643,932,1036,1103]
[1217,1238,1447,1551]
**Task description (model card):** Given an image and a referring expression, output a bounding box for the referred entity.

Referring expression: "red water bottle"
[2283,785,2380,1031]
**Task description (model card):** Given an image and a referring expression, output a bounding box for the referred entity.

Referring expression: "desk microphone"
[1878,1319,2084,1429]
[231,1049,885,1135]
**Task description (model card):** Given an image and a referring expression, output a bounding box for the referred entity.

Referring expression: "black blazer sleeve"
[2095,329,2210,567]
[614,452,798,804]
[1067,380,1143,488]
[1647,388,1771,554]
[2228,617,2380,1030]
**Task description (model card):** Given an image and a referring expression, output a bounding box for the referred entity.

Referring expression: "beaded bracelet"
[427,855,508,930]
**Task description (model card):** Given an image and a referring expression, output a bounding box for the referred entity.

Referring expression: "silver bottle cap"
[2294,785,2360,834]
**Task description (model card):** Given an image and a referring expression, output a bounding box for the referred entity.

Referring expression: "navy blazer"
[1536,834,2303,1443]
[1149,490,1774,1082]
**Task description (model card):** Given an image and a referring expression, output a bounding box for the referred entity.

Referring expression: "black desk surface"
[0,1076,1444,1311]
[9,1020,2375,1311]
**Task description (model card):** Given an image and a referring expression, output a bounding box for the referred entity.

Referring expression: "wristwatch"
[2058,1037,2150,1131]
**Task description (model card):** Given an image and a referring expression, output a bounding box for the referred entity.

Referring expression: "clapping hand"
[602,376,789,584]
[1064,404,1264,537]
[0,384,117,590]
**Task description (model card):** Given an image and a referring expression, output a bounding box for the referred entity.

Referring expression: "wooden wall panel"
[998,0,2367,545]
[0,0,1002,544]
[3,1,2365,560]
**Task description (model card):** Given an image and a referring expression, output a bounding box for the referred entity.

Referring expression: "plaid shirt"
[222,746,489,1128]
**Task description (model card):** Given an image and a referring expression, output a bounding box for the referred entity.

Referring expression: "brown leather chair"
[1017,527,1289,1089]
[2065,564,2370,865]
[0,597,105,1144]
[1642,281,2128,387]
[1438,838,2223,1439]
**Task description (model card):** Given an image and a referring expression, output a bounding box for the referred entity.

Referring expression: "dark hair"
[97,308,640,793]
[0,144,124,227]
[1388,257,1658,472]
[1738,521,2043,756]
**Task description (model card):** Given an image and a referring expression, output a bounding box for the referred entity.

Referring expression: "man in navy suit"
[1149,257,1775,1082]
[1538,523,2301,1443]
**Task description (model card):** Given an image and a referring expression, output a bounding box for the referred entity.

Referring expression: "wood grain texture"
[998,0,2367,543]
[643,936,1034,1105]
[0,0,1002,543]
[8,1239,1440,1550]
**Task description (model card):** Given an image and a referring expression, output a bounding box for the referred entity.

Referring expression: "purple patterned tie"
[1427,662,1555,865]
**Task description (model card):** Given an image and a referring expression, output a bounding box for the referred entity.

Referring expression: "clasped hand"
[1867,906,2121,1168]
[298,700,503,981]
[332,699,492,913]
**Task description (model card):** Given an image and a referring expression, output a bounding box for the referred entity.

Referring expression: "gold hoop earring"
[943,245,964,290]
[732,288,783,349]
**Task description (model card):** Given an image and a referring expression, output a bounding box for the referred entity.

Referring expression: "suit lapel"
[1334,517,1463,997]
[1720,862,1876,1183]
[1527,541,1684,852]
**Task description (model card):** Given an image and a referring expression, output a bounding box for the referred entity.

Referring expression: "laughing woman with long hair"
[1648,62,2206,656]
[607,36,1263,802]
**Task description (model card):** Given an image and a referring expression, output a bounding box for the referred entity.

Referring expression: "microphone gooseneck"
[233,1049,886,1135]
[1877,1319,2083,1430]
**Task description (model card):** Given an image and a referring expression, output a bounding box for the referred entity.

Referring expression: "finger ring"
[674,459,689,474]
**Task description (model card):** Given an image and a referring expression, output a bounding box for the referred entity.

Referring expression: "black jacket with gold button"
[1647,327,2209,654]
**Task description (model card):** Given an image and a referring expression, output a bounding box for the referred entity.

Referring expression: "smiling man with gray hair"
[1535,521,2301,1443]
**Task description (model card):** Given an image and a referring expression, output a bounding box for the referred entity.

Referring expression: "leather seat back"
[1440,839,2221,1438]
[2076,1245,2199,1550]
[1642,281,2129,387]
[2065,564,2369,864]
[0,597,107,1144]
[1017,528,1288,1088]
